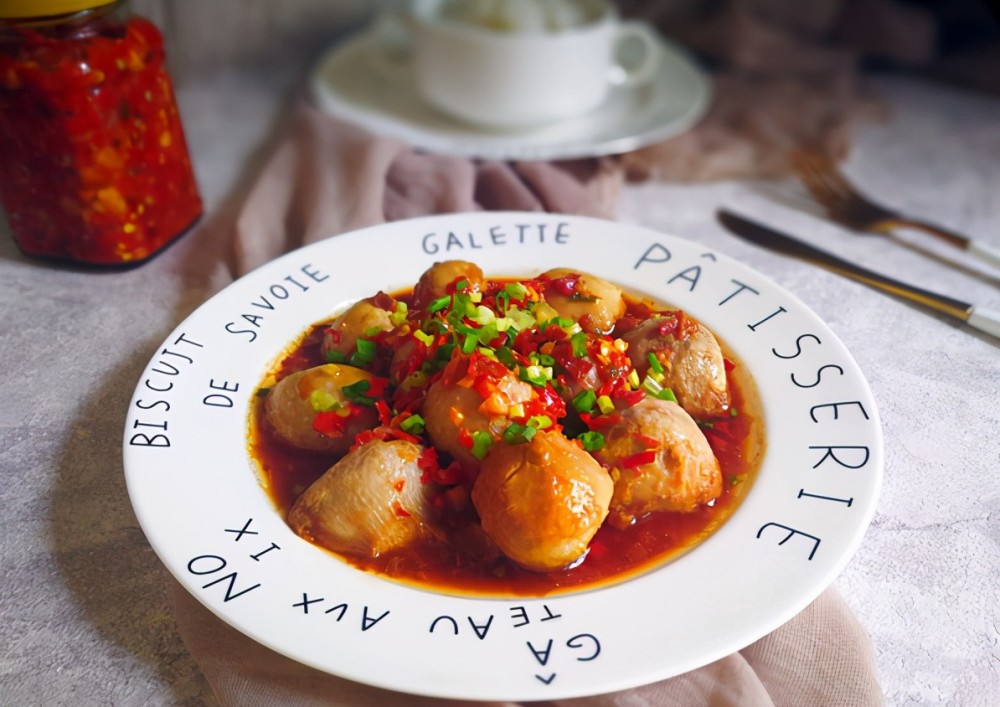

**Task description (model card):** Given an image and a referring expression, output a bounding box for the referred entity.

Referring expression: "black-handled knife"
[717,209,1000,339]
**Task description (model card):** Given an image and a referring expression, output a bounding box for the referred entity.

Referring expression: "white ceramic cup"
[393,0,662,130]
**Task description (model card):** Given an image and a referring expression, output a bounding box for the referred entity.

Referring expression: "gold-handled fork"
[789,149,1000,271]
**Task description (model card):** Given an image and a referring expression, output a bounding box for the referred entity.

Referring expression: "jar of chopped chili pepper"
[0,0,202,266]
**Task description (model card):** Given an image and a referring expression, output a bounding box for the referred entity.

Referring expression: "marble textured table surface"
[2,53,998,705]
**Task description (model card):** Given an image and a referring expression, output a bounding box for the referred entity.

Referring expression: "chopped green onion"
[471,431,493,460]
[502,422,537,444]
[413,329,434,346]
[476,321,499,345]
[627,369,640,388]
[519,365,549,387]
[503,282,527,300]
[459,294,478,318]
[325,349,347,363]
[495,291,510,315]
[596,395,615,415]
[341,380,375,406]
[646,352,664,375]
[577,431,605,451]
[570,331,588,358]
[507,306,536,332]
[730,407,739,417]
[572,389,597,413]
[425,318,448,334]
[450,319,476,338]
[399,414,425,434]
[494,346,517,368]
[427,295,451,313]
[538,315,575,332]
[533,352,556,367]
[432,343,455,366]
[527,415,553,430]
[473,305,495,325]
[402,370,427,389]
[309,389,340,412]
[642,375,678,402]
[461,333,478,354]
[350,338,377,367]
[389,301,408,326]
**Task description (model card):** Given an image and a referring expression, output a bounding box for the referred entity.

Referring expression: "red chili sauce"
[251,285,762,597]
[0,14,202,265]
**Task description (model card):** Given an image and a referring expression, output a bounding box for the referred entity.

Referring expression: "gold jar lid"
[0,0,118,19]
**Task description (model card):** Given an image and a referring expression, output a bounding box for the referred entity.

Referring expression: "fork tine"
[810,154,894,220]
[786,149,980,253]
[792,151,852,201]
[803,152,859,201]
[789,148,899,229]
[789,151,851,207]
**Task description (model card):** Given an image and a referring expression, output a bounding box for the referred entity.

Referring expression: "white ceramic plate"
[308,24,711,161]
[124,212,882,701]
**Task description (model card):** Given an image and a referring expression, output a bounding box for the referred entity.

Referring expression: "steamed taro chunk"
[422,351,534,472]
[412,260,484,311]
[597,397,721,529]
[623,312,730,419]
[288,439,434,557]
[264,364,380,454]
[320,293,396,363]
[471,430,612,572]
[540,268,625,334]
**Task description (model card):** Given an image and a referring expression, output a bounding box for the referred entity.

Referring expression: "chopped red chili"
[375,399,393,426]
[579,411,621,429]
[417,447,465,485]
[313,406,361,438]
[0,11,202,265]
[621,450,658,468]
[545,273,580,297]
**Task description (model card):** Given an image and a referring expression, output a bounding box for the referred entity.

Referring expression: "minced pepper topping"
[321,273,702,460]
[251,267,759,596]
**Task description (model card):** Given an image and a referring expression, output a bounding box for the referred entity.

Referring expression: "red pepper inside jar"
[0,0,202,266]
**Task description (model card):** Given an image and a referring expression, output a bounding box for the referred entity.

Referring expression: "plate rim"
[123,211,883,700]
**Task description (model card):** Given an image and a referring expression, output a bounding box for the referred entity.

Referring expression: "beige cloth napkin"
[177,101,882,705]
[171,579,880,707]
[231,103,624,276]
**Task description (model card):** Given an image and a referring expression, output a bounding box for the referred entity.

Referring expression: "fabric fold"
[171,581,880,707]
[231,102,624,276]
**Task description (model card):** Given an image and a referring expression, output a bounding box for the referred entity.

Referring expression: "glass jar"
[0,0,202,266]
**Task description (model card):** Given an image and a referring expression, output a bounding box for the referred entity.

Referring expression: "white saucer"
[308,25,711,161]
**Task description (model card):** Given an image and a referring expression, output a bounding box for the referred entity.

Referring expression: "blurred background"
[133,0,1000,95]
[128,0,1000,183]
